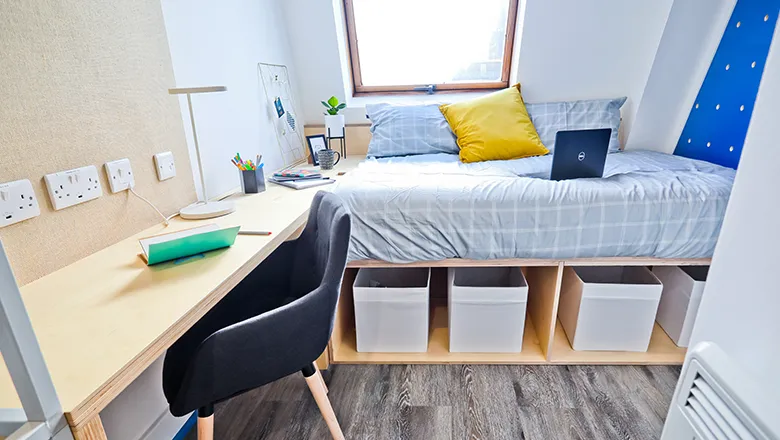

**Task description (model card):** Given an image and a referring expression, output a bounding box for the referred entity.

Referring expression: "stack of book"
[268,169,334,190]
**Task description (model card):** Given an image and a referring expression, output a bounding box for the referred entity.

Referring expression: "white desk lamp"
[169,86,236,220]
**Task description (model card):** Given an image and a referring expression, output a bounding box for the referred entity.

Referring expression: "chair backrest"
[290,192,351,299]
[161,192,351,415]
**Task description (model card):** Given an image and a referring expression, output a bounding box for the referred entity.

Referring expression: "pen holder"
[240,168,266,194]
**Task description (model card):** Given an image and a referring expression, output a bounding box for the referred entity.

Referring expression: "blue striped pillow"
[366,104,459,158]
[526,97,627,153]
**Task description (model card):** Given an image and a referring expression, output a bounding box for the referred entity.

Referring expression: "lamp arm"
[186,93,209,202]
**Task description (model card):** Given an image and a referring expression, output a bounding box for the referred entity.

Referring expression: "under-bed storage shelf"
[335,303,546,364]
[329,258,706,366]
[549,320,687,365]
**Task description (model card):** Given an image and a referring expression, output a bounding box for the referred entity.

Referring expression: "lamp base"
[179,200,236,220]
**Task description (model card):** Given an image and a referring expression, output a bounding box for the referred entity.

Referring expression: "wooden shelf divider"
[524,264,564,360]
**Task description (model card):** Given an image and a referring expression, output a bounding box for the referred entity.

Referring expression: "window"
[343,0,519,95]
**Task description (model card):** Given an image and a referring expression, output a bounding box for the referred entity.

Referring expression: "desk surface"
[0,159,362,428]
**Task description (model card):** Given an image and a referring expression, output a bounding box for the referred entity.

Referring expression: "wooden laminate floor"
[186,364,680,440]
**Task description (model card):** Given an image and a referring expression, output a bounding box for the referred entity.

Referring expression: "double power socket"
[0,179,41,228]
[0,152,176,228]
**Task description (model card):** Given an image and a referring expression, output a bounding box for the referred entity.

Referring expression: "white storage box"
[652,266,709,347]
[353,268,430,352]
[559,266,663,352]
[448,267,528,353]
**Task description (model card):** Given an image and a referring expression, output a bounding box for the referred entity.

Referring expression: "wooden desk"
[0,159,361,439]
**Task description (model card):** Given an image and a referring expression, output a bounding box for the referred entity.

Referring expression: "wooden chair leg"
[302,363,344,440]
[198,405,214,440]
[314,363,328,394]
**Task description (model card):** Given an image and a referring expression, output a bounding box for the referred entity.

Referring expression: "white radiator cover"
[662,343,780,440]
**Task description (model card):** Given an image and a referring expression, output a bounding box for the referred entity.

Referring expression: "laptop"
[550,128,612,181]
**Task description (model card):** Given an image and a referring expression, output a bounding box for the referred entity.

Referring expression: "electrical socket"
[153,152,176,181]
[0,179,41,228]
[44,166,103,211]
[105,158,135,193]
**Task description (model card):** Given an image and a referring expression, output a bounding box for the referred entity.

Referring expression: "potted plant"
[322,96,346,139]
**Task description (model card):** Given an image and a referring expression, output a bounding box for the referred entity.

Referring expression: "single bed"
[333,150,735,262]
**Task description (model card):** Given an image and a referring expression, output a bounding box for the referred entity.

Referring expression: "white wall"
[282,0,354,126]
[98,2,304,439]
[627,0,735,153]
[685,19,780,396]
[515,0,673,145]
[100,358,187,440]
[282,0,676,146]
[162,0,301,200]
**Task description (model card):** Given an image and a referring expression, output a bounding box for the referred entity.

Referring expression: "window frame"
[343,0,520,95]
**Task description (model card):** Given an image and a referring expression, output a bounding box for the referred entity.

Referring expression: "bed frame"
[302,125,707,366]
[326,257,709,367]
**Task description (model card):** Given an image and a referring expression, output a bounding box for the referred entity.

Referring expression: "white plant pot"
[324,114,345,138]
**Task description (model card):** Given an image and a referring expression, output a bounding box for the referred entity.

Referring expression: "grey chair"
[162,192,351,440]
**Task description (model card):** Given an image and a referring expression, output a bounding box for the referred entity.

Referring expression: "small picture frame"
[273,97,285,118]
[306,134,328,165]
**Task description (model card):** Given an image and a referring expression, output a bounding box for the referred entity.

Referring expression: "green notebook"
[139,224,240,265]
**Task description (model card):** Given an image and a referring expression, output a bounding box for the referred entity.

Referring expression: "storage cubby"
[328,258,700,366]
[652,266,709,347]
[558,266,663,352]
[353,267,431,352]
[448,267,528,353]
[330,266,554,364]
[548,320,687,365]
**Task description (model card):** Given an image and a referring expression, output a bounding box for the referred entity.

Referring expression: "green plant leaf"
[327,96,339,107]
[336,103,347,110]
[327,109,338,115]
[321,100,332,109]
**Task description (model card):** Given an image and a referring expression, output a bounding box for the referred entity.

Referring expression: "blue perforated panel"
[674,1,779,169]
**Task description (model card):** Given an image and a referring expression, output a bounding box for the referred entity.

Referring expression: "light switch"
[105,158,135,193]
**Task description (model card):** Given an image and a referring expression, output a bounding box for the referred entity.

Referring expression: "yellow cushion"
[439,84,549,163]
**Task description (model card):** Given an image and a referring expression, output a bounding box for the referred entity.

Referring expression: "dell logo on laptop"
[578,152,586,161]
